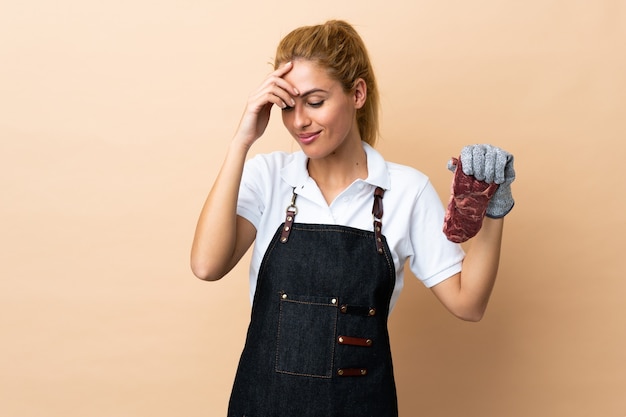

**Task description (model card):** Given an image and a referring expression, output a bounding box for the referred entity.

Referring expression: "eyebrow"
[299,88,328,98]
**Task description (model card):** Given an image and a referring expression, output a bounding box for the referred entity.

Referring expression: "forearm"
[457,217,504,318]
[432,143,514,321]
[190,140,251,280]
[431,217,504,321]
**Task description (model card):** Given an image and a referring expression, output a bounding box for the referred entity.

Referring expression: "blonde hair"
[274,20,380,146]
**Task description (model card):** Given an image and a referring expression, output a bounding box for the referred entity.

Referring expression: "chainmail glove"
[453,144,515,218]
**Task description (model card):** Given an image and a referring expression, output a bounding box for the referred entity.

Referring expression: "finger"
[494,151,508,184]
[471,145,486,181]
[460,146,474,176]
[271,62,299,96]
[270,79,298,105]
[249,81,295,110]
[268,88,295,109]
[504,156,515,184]
[274,61,294,77]
[255,77,297,108]
[267,92,292,110]
[483,145,497,183]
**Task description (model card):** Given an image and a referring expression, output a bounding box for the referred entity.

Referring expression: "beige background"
[1,1,625,416]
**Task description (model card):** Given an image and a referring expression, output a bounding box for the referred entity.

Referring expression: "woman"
[191,20,515,417]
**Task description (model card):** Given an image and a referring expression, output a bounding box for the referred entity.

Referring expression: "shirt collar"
[280,141,391,191]
[363,142,392,190]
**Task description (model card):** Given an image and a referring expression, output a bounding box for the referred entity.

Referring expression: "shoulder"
[378,159,444,219]
[386,160,429,182]
[385,160,431,195]
[245,150,297,171]
[364,143,430,193]
[243,150,304,182]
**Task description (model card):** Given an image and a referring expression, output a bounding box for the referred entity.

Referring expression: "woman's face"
[280,59,365,160]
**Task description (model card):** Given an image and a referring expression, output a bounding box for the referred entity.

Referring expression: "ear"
[352,78,367,109]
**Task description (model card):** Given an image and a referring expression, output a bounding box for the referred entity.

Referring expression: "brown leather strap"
[337,368,368,377]
[280,190,298,244]
[338,335,373,347]
[339,304,377,317]
[372,187,385,254]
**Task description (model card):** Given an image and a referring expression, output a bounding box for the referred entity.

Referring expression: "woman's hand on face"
[234,61,299,148]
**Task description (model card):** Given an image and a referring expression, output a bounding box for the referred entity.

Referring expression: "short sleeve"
[237,156,267,228]
[408,180,465,288]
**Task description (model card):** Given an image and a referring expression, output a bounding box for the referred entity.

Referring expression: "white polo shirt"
[237,142,465,311]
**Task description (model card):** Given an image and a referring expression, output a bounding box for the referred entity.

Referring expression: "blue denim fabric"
[276,294,338,378]
[227,221,398,417]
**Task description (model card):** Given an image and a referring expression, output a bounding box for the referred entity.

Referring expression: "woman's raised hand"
[191,62,299,281]
[234,61,299,148]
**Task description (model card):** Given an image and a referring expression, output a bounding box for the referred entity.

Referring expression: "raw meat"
[443,157,499,243]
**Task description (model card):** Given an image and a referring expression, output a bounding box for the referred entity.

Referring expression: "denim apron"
[227,187,398,417]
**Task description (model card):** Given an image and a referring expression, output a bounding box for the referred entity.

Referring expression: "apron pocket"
[275,293,338,378]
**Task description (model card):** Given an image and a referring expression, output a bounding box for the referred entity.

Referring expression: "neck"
[307,141,368,205]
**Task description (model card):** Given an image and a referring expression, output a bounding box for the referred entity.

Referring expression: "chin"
[300,147,335,160]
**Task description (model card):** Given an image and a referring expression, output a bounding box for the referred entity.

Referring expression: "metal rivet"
[338,336,344,343]
[368,308,376,316]
[337,369,344,376]
[287,216,293,222]
[284,226,290,231]
[340,305,347,313]
[281,293,288,299]
[281,237,287,243]
[377,237,382,242]
[366,339,372,346]
[360,369,367,375]
[331,298,337,305]
[376,226,381,232]
[378,248,383,254]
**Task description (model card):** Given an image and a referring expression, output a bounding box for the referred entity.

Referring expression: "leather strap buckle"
[280,190,298,243]
[372,187,385,254]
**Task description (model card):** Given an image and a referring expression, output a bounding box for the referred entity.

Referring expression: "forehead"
[283,60,340,92]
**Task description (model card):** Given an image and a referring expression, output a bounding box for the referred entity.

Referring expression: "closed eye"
[308,101,324,108]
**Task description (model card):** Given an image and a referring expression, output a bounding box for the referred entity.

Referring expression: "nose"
[293,104,311,129]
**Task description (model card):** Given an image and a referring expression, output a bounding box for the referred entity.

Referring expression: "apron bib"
[228,187,398,417]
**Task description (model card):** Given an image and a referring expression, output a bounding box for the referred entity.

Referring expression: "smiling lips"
[297,131,321,145]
